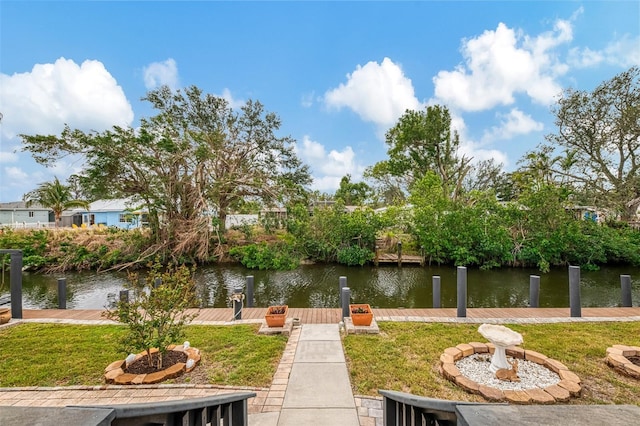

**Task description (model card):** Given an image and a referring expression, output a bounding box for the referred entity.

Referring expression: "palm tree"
[24,177,90,227]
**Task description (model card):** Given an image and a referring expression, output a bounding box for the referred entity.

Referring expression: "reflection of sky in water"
[1,264,639,309]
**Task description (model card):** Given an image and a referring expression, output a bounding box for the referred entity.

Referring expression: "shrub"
[103,263,199,369]
[229,242,299,270]
[337,245,374,266]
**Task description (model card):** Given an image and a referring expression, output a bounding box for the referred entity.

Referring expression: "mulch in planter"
[125,351,188,375]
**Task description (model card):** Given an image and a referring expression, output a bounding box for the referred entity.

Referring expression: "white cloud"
[0,57,134,139]
[0,57,133,201]
[324,57,421,128]
[566,47,604,68]
[296,135,366,192]
[301,91,315,108]
[0,151,18,163]
[443,111,510,168]
[217,88,245,109]
[459,141,509,168]
[568,35,640,69]
[603,35,640,68]
[482,109,544,143]
[4,166,29,183]
[143,58,179,90]
[433,18,573,111]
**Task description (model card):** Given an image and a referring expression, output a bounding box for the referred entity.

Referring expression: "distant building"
[566,206,607,224]
[63,198,147,229]
[0,202,53,228]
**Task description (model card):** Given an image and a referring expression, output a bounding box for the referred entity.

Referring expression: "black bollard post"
[341,287,351,319]
[432,276,441,308]
[232,287,243,320]
[529,275,540,308]
[57,278,67,309]
[621,275,632,307]
[339,276,347,306]
[10,251,22,319]
[119,290,129,304]
[569,266,582,317]
[246,276,254,308]
[457,266,467,318]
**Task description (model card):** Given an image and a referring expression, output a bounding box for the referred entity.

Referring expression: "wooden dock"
[374,253,424,266]
[12,307,640,324]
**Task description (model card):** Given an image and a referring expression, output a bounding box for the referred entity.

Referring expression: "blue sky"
[1,1,639,202]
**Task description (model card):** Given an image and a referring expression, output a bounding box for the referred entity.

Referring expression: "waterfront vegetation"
[342,322,640,405]
[3,67,639,273]
[1,204,639,274]
[0,323,287,388]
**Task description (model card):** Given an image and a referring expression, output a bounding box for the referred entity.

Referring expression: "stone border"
[344,317,380,334]
[440,342,582,404]
[605,345,640,379]
[104,345,201,385]
[258,317,294,336]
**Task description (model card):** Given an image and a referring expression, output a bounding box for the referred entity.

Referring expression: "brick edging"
[605,345,640,379]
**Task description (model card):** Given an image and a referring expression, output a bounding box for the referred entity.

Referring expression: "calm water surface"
[1,264,639,309]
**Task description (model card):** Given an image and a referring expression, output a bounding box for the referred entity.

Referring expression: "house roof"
[0,201,49,210]
[88,198,138,212]
[63,198,140,214]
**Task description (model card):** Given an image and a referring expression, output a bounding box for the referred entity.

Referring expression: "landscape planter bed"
[104,344,201,385]
[605,345,640,379]
[440,342,582,404]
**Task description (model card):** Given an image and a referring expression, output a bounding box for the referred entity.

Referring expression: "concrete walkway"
[253,323,360,426]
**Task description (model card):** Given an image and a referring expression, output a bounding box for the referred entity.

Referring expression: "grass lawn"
[0,323,287,388]
[343,322,640,405]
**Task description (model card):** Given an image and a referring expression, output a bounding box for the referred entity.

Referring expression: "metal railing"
[379,390,503,426]
[74,392,255,426]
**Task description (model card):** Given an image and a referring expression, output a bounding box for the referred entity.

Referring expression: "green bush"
[337,245,374,266]
[229,242,299,270]
[103,263,199,369]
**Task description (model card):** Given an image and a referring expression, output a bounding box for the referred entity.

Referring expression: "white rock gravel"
[455,354,561,391]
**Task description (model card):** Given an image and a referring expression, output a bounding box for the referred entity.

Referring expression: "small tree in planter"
[104,263,200,369]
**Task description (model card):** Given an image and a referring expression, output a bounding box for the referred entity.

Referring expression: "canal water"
[1,264,639,310]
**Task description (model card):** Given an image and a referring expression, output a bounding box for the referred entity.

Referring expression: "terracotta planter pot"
[350,304,373,326]
[265,305,288,327]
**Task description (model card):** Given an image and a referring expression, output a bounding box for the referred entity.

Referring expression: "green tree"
[334,174,372,205]
[21,85,311,262]
[24,177,89,227]
[408,172,450,264]
[544,66,640,220]
[370,105,472,202]
[463,158,504,193]
[363,161,407,206]
[104,263,199,369]
[508,182,574,272]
